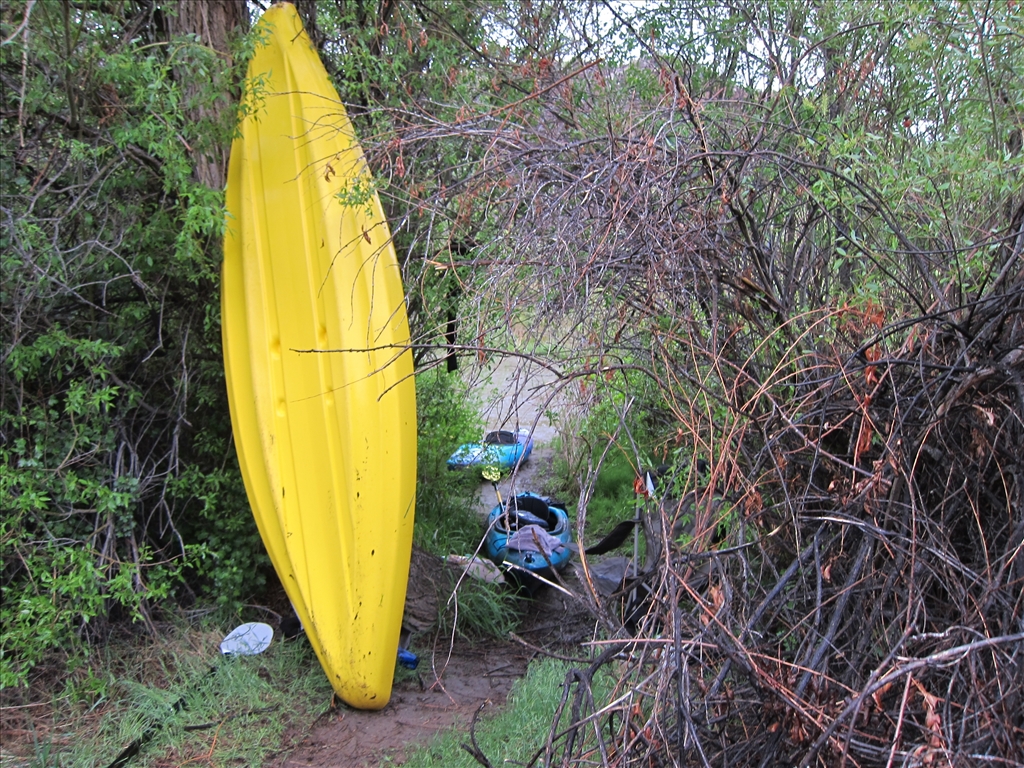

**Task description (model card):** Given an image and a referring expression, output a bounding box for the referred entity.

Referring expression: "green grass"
[414,369,488,556]
[579,451,642,548]
[438,577,521,642]
[396,657,577,768]
[2,619,331,768]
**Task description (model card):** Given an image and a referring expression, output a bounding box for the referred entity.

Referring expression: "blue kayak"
[485,493,571,587]
[447,429,534,473]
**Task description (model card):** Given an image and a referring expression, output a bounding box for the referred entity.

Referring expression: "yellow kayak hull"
[222,2,416,709]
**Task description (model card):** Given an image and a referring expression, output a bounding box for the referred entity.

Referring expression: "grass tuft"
[438,576,520,641]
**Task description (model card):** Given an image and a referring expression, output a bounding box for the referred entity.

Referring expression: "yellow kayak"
[222,2,416,709]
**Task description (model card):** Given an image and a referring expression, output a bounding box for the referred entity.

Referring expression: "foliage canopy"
[2,0,1022,763]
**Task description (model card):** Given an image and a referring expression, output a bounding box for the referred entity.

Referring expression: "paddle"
[105,622,274,768]
[482,465,503,507]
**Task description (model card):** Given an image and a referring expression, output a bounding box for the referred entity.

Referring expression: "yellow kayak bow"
[222,2,416,709]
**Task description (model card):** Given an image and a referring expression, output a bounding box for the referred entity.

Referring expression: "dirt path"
[268,585,595,768]
[268,357,588,767]
[267,643,533,767]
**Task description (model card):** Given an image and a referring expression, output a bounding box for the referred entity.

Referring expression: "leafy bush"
[413,367,484,555]
[0,5,263,687]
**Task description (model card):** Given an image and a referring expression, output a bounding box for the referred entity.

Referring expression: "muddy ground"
[268,357,599,767]
[268,568,596,768]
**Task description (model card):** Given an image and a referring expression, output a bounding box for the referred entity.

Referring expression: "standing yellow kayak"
[221,2,416,709]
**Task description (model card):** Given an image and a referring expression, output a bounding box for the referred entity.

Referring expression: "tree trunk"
[166,0,247,189]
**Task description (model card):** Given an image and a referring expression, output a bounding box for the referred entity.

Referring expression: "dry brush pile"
[546,278,1024,767]
[379,44,1024,766]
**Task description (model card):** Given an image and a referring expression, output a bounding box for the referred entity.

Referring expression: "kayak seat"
[484,430,519,445]
[504,495,558,531]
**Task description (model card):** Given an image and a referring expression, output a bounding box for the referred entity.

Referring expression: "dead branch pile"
[531,277,1024,767]
[374,23,1023,764]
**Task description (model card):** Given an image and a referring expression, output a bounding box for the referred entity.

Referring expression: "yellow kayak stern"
[221,2,417,709]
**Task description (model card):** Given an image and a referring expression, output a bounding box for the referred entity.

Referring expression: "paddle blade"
[584,519,638,555]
